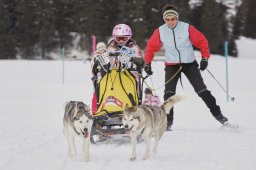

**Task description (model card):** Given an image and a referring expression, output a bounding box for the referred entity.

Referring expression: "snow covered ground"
[0,38,256,170]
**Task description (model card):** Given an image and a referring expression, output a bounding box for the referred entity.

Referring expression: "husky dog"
[63,101,93,161]
[122,96,182,161]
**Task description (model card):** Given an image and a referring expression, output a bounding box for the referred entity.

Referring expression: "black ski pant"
[164,61,223,126]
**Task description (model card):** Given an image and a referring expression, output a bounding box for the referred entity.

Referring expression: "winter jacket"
[142,95,161,107]
[107,38,144,70]
[91,39,144,75]
[144,21,210,65]
[107,38,144,81]
[91,39,144,114]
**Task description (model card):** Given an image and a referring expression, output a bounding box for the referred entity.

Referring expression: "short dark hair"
[162,4,178,13]
[144,88,152,95]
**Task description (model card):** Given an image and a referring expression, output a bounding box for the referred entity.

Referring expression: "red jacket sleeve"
[144,29,162,64]
[189,25,210,59]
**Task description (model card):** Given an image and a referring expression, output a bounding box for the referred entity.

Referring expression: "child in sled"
[91,24,144,115]
[142,88,161,107]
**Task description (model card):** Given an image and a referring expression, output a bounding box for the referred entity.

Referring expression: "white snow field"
[0,38,256,170]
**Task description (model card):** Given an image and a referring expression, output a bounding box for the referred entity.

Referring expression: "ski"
[222,122,239,129]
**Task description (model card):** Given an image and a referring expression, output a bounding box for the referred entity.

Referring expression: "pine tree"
[104,0,119,39]
[0,0,245,59]
[17,0,41,58]
[116,0,133,24]
[93,0,113,41]
[243,0,256,38]
[224,5,238,57]
[166,0,190,22]
[144,0,162,41]
[200,0,226,55]
[73,0,112,53]
[37,1,58,59]
[54,0,72,49]
[233,0,248,39]
[188,2,204,29]
[0,0,18,59]
[130,0,147,48]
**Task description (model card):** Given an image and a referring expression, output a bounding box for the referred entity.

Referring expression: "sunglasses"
[165,18,177,22]
[115,36,129,42]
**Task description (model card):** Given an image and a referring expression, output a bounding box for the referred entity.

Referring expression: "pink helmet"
[112,24,132,45]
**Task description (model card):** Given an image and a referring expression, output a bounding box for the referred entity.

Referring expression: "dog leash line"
[144,65,182,92]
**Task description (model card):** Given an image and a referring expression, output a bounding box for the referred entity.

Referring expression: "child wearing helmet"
[90,24,144,115]
[108,24,144,69]
[109,24,145,100]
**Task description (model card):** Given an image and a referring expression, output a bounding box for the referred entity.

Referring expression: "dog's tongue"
[83,131,89,138]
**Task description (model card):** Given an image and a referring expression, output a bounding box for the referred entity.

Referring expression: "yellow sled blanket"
[95,69,138,117]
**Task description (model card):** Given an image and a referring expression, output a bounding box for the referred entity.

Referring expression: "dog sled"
[90,46,144,143]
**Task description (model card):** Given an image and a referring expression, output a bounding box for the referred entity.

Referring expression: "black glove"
[200,58,208,71]
[131,57,145,67]
[144,63,153,75]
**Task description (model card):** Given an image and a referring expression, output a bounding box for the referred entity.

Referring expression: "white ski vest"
[159,21,195,63]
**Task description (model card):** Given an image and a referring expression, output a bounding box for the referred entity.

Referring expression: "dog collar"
[73,127,81,135]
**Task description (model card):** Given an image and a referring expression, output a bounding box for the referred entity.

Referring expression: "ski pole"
[206,69,235,101]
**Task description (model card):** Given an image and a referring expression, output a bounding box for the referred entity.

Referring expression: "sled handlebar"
[109,52,134,58]
[109,52,120,57]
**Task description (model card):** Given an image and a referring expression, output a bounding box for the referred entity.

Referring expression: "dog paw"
[130,157,136,161]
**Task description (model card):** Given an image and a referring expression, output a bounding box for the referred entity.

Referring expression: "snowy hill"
[0,38,256,170]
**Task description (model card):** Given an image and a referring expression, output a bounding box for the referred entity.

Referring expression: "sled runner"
[91,46,144,143]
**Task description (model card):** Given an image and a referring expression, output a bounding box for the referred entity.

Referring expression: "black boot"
[198,90,228,125]
[211,105,228,124]
[215,114,228,124]
[166,108,174,131]
[164,92,175,131]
